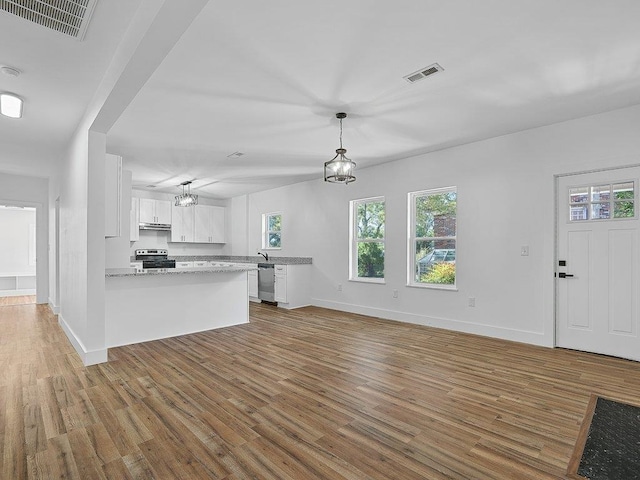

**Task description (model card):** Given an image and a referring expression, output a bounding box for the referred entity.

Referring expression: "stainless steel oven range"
[135,249,176,269]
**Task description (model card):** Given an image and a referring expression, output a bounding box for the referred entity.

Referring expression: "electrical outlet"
[521,245,529,256]
[393,289,398,298]
[337,284,342,292]
[468,297,476,307]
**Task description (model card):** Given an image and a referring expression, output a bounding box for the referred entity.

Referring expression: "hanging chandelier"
[324,112,356,184]
[175,181,198,207]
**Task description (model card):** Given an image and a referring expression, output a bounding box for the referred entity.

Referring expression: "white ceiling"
[0,0,142,177]
[3,1,640,197]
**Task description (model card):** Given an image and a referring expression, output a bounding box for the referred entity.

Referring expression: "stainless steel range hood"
[139,223,171,231]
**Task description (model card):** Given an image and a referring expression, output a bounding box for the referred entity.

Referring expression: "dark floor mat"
[570,396,640,479]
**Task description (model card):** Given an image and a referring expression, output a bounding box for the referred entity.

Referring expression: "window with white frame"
[409,187,457,288]
[350,197,385,282]
[262,212,282,249]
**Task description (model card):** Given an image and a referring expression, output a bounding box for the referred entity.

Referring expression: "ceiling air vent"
[0,0,97,40]
[404,63,444,83]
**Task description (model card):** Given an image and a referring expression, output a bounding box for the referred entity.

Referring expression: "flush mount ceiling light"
[0,93,23,118]
[324,112,356,184]
[175,181,198,207]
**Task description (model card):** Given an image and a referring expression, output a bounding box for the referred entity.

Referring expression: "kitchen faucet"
[258,251,269,261]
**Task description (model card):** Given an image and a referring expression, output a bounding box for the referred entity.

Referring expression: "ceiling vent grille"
[0,0,97,40]
[404,63,444,83]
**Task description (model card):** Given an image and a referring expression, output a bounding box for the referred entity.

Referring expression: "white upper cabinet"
[194,205,225,243]
[139,198,171,224]
[171,204,195,243]
[194,205,210,243]
[156,200,172,224]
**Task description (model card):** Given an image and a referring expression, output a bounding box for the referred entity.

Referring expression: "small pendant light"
[324,112,356,184]
[175,181,198,207]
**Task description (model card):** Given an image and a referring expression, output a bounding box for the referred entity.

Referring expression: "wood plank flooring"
[0,295,35,306]
[3,302,640,479]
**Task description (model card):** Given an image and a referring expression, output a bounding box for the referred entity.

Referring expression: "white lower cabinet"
[248,266,258,299]
[273,264,311,309]
[274,265,287,303]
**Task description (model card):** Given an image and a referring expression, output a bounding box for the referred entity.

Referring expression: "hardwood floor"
[0,295,35,306]
[2,302,640,479]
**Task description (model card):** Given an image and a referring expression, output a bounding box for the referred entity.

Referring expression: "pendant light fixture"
[324,112,356,184]
[175,181,198,207]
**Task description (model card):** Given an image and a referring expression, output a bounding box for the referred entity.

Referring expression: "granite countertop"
[216,256,312,265]
[129,255,312,265]
[106,264,257,277]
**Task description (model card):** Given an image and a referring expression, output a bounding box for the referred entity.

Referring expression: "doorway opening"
[0,204,37,306]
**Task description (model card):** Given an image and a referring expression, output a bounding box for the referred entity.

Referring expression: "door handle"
[558,272,574,278]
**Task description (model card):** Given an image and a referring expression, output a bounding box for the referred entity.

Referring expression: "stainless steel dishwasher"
[258,263,275,302]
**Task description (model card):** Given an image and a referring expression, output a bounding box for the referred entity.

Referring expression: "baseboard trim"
[48,298,60,314]
[58,313,108,366]
[0,289,36,297]
[311,298,550,347]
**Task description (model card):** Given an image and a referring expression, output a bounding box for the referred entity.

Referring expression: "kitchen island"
[105,264,256,348]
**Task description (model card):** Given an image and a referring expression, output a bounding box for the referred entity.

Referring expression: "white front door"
[557,167,640,361]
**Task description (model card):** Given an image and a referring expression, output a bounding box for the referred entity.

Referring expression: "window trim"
[407,186,458,290]
[349,196,385,284]
[262,212,282,250]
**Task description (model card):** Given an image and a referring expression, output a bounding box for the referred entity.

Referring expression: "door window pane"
[591,185,610,202]
[614,182,634,200]
[569,187,589,204]
[570,205,588,221]
[569,181,635,222]
[591,203,610,219]
[614,201,634,218]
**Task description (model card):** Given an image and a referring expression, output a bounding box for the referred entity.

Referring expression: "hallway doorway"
[0,204,37,305]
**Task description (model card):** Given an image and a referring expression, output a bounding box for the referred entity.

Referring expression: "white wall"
[0,172,49,304]
[229,194,248,255]
[230,103,640,348]
[0,207,36,274]
[46,0,211,366]
[52,128,91,362]
[105,170,132,268]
